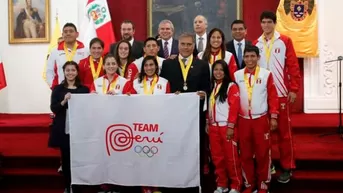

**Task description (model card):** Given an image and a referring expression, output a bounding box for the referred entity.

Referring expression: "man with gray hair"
[157,20,179,59]
[193,15,208,56]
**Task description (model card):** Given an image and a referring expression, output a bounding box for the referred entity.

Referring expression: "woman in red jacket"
[131,55,170,95]
[208,60,242,193]
[79,38,105,89]
[114,39,135,79]
[90,54,132,94]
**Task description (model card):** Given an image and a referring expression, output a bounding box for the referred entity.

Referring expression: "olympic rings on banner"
[134,145,159,158]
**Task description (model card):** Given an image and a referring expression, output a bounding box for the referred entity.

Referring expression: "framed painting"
[8,0,50,44]
[147,0,243,39]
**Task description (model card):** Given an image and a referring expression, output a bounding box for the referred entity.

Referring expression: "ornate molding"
[322,43,336,97]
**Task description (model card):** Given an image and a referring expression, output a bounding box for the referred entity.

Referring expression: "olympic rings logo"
[134,145,159,158]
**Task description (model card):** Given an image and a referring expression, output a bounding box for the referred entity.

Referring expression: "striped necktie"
[163,41,169,58]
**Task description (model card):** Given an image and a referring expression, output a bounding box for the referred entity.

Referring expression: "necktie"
[198,37,204,52]
[237,42,243,68]
[182,58,187,67]
[163,41,169,58]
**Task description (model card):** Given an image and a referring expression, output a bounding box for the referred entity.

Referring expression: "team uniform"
[234,66,279,192]
[79,56,104,89]
[132,76,170,95]
[197,50,238,81]
[46,41,88,89]
[254,31,300,170]
[208,82,242,192]
[118,62,131,79]
[126,56,165,81]
[90,74,132,95]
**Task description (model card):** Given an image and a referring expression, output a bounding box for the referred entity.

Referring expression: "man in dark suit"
[157,20,179,59]
[193,15,208,56]
[226,20,251,70]
[109,20,144,59]
[160,32,211,193]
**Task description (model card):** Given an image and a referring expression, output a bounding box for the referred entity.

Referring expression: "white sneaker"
[229,189,240,193]
[214,187,229,193]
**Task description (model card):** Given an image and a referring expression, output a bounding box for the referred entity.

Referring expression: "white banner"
[68,93,200,188]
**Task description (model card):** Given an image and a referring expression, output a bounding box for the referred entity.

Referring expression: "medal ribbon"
[179,55,193,82]
[89,56,103,79]
[102,76,118,94]
[119,63,127,77]
[143,75,158,95]
[64,43,78,61]
[262,35,275,69]
[210,82,222,118]
[244,65,260,110]
[209,49,222,65]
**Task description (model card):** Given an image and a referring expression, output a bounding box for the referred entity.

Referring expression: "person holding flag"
[254,11,301,183]
[79,38,105,89]
[46,23,88,89]
[90,54,132,95]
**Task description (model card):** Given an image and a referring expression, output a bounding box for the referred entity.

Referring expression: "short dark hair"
[121,20,135,30]
[144,37,158,47]
[62,61,81,87]
[89,38,104,49]
[63,23,78,32]
[244,45,260,56]
[260,11,277,23]
[138,56,159,83]
[231,20,246,29]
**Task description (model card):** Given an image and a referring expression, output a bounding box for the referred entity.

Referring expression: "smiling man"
[46,23,87,89]
[157,20,179,59]
[226,20,251,70]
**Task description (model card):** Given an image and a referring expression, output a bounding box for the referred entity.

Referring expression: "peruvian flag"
[0,58,7,90]
[81,0,116,54]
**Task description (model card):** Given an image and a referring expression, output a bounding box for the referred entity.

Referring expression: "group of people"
[46,10,301,193]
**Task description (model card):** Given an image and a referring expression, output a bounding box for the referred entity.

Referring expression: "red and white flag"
[0,58,7,90]
[80,0,116,54]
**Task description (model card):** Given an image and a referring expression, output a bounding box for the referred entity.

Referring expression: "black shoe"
[277,169,292,183]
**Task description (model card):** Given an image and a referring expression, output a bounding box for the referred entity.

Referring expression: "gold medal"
[179,55,193,91]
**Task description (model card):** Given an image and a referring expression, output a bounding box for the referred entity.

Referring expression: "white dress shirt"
[233,39,246,55]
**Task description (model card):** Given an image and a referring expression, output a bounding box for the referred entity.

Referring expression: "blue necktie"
[237,42,243,68]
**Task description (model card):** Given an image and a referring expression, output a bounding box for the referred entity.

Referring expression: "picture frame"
[8,0,50,44]
[147,0,243,39]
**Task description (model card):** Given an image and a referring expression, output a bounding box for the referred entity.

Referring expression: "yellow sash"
[179,55,193,82]
[262,35,275,69]
[119,63,127,77]
[209,50,222,65]
[143,75,158,95]
[89,56,103,80]
[244,66,260,110]
[64,43,78,61]
[102,76,118,94]
[210,82,222,113]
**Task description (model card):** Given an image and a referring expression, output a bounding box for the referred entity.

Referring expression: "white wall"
[304,0,343,113]
[0,0,86,113]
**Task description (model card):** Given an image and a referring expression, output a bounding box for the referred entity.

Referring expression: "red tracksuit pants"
[277,97,296,170]
[209,125,242,190]
[238,115,271,191]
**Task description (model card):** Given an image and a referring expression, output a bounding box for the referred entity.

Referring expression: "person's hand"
[226,128,234,140]
[168,54,178,59]
[270,118,278,131]
[107,90,116,95]
[64,92,71,101]
[175,91,181,95]
[288,92,297,103]
[197,91,206,99]
[126,92,131,96]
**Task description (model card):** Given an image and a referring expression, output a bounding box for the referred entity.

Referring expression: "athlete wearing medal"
[234,45,278,193]
[254,11,301,183]
[159,33,210,193]
[79,38,105,89]
[208,60,242,193]
[126,37,165,81]
[90,54,132,95]
[132,56,170,95]
[114,39,135,79]
[46,23,87,89]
